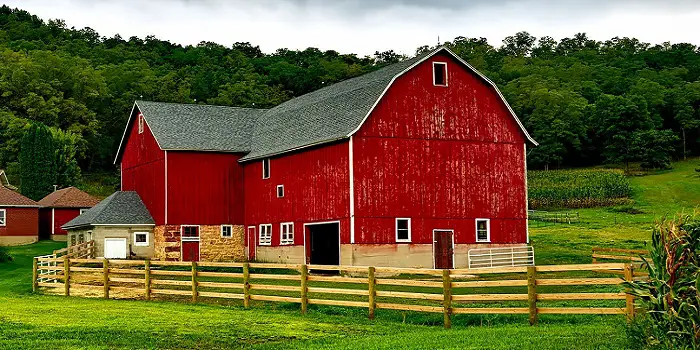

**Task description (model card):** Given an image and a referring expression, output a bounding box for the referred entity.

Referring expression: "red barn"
[38,187,100,241]
[0,185,40,245]
[113,47,536,267]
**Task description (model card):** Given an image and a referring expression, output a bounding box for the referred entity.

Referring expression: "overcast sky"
[6,0,700,56]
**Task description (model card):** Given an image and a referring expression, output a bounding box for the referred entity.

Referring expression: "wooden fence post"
[63,257,70,297]
[442,269,452,329]
[300,264,308,314]
[624,263,635,322]
[144,259,151,301]
[243,262,250,308]
[191,261,198,303]
[368,266,376,320]
[527,266,537,325]
[32,257,38,292]
[103,258,110,299]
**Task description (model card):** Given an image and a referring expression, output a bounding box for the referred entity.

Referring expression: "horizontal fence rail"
[32,259,636,328]
[592,247,650,277]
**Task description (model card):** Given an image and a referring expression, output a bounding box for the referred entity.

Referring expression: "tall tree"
[19,123,56,200]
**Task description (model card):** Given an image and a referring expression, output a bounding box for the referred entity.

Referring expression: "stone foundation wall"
[199,225,245,262]
[154,224,245,262]
[154,225,181,261]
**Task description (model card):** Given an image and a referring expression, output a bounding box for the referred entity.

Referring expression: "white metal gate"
[468,246,535,269]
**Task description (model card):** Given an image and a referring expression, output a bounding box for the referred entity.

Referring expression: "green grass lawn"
[6,159,699,349]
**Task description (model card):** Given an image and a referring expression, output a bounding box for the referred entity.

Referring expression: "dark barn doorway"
[305,222,340,266]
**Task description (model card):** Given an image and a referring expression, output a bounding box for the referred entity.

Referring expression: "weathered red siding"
[167,151,244,225]
[0,207,39,237]
[121,108,165,225]
[51,208,81,235]
[243,141,350,246]
[353,52,527,245]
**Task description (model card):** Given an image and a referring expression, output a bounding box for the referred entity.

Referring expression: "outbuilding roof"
[115,47,536,164]
[0,186,40,207]
[62,191,155,230]
[38,187,100,208]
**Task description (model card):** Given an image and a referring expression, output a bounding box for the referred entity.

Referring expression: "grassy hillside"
[530,158,700,264]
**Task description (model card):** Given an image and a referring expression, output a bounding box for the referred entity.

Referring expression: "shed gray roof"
[62,191,155,230]
[115,47,536,164]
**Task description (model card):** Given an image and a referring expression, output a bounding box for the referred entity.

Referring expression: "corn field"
[528,169,632,209]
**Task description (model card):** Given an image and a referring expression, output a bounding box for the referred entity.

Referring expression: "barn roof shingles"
[38,187,100,208]
[0,186,40,207]
[121,47,534,163]
[135,101,266,152]
[62,191,154,229]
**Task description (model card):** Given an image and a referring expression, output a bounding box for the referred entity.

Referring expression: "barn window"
[182,226,200,238]
[262,158,270,179]
[80,208,88,215]
[277,185,284,198]
[134,232,149,246]
[221,225,233,238]
[395,218,411,242]
[433,62,447,86]
[0,209,5,226]
[280,222,294,245]
[259,224,272,245]
[476,219,490,242]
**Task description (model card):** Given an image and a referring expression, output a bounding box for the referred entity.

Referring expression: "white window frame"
[221,224,233,238]
[138,113,144,134]
[475,218,491,243]
[133,231,149,247]
[258,224,272,246]
[280,222,294,245]
[87,230,93,241]
[262,158,270,179]
[277,185,284,198]
[0,209,5,226]
[432,62,448,87]
[80,208,88,215]
[395,218,411,243]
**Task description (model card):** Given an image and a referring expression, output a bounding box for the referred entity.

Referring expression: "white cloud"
[5,0,700,55]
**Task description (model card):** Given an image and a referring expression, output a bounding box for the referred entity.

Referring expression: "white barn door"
[104,238,127,259]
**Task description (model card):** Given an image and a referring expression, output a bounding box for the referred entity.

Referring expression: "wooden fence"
[592,247,649,277]
[35,240,95,283]
[32,259,636,328]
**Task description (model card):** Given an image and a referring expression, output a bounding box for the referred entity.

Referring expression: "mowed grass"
[7,159,700,349]
[1,246,629,348]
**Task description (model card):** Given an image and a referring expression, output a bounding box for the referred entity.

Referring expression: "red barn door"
[181,226,200,262]
[247,226,256,261]
[433,230,454,269]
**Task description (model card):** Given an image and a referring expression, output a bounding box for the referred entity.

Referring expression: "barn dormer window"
[138,113,144,134]
[262,158,270,179]
[433,62,447,87]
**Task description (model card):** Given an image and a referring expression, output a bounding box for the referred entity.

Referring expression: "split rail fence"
[592,247,649,278]
[32,258,636,328]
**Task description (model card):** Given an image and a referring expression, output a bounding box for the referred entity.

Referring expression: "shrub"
[625,215,700,349]
[0,246,13,262]
[528,169,632,209]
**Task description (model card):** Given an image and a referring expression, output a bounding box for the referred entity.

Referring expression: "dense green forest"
[1,6,699,187]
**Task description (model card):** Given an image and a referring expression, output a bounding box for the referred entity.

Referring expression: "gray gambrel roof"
[62,191,155,230]
[114,47,536,164]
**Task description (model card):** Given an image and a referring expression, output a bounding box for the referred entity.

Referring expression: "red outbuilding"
[38,187,100,241]
[110,47,536,267]
[0,185,40,246]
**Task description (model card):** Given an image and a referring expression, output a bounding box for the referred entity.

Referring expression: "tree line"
[0,6,699,198]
